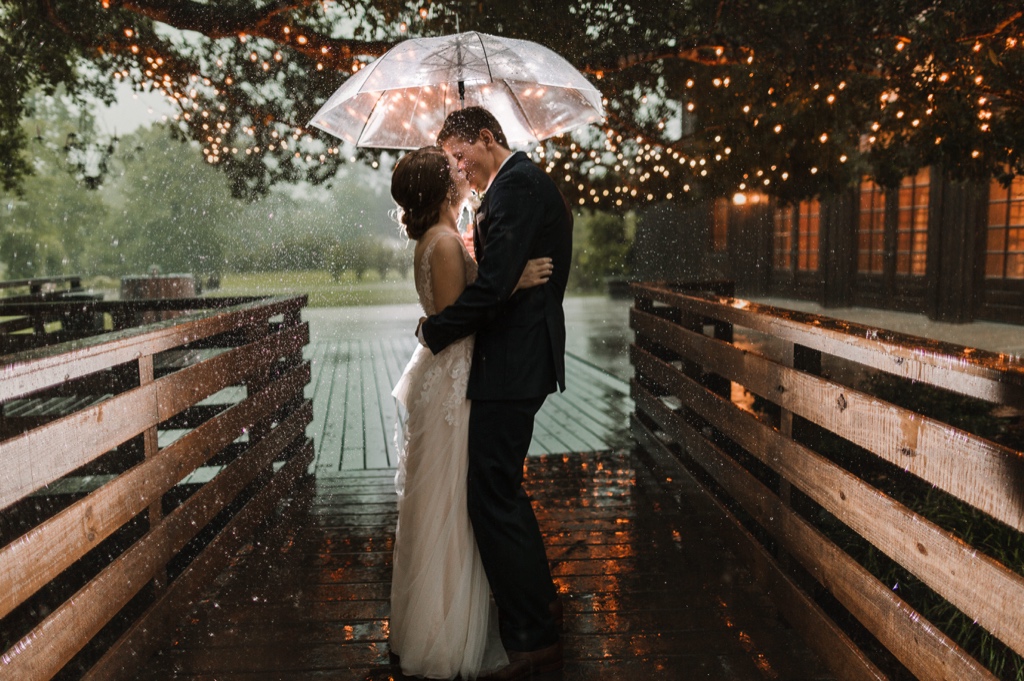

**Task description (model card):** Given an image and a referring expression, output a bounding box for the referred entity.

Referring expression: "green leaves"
[0,1,1022,205]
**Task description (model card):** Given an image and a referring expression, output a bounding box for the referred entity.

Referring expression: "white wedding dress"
[390,228,508,679]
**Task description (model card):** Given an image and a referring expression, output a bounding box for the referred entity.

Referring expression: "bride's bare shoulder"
[416,226,461,257]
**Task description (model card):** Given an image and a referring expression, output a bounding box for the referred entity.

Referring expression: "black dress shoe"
[481,641,563,680]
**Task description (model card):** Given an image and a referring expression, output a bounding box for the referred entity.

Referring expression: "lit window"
[895,168,929,276]
[986,175,1024,279]
[773,205,794,271]
[858,179,885,274]
[796,199,820,271]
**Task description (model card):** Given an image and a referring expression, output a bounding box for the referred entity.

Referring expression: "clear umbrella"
[309,31,605,149]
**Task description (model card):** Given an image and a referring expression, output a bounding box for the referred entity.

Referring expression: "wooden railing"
[629,282,1024,681]
[0,296,271,355]
[0,275,84,297]
[0,295,312,680]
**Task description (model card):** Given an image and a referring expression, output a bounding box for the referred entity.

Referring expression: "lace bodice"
[395,226,477,428]
[414,228,477,316]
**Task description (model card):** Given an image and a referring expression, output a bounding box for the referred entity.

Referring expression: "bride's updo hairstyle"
[391,146,454,241]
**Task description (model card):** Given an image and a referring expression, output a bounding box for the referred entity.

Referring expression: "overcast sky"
[91,82,176,135]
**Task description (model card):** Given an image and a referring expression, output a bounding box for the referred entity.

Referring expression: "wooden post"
[138,354,165,590]
[244,317,275,477]
[707,318,734,400]
[778,343,822,502]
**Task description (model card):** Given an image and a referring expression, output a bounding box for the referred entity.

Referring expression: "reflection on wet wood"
[133,451,834,681]
[630,283,1024,681]
[633,382,992,681]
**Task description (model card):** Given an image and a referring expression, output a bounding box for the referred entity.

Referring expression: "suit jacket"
[421,151,573,401]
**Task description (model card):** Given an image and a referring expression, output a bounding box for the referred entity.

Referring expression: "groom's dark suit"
[421,151,571,652]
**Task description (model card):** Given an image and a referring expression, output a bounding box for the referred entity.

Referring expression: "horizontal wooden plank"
[0,296,305,403]
[632,308,1024,532]
[0,324,308,510]
[83,441,314,681]
[633,344,1024,657]
[633,384,998,681]
[0,316,32,334]
[0,275,82,290]
[632,284,1024,404]
[0,296,267,317]
[630,414,888,681]
[0,398,311,679]
[0,368,311,620]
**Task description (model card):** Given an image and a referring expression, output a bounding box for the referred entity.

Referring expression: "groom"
[419,106,571,678]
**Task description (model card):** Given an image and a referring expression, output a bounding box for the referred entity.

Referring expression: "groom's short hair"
[437,107,509,149]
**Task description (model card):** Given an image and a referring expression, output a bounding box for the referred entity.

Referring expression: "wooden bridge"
[2,288,1023,680]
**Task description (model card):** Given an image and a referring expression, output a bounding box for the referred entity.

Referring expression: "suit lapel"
[473,195,488,259]
[474,152,526,260]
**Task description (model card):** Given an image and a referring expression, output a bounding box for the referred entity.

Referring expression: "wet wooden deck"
[136,450,832,680]
[130,302,832,680]
[304,335,634,473]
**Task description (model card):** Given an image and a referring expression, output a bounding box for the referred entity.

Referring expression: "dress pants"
[466,396,559,652]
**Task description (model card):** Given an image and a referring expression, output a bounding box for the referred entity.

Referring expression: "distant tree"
[571,211,634,292]
[1,94,109,277]
[348,237,375,280]
[370,240,394,279]
[106,125,227,274]
[393,245,412,280]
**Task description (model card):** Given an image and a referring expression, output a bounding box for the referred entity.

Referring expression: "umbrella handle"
[458,80,465,108]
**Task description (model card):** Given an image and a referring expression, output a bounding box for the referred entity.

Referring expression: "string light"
[90,9,1021,211]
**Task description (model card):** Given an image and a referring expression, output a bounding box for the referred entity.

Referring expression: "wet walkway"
[136,450,832,680]
[301,298,634,472]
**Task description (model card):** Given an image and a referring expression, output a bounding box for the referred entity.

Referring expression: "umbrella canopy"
[309,31,604,150]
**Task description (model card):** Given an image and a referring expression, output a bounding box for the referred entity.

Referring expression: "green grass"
[213,270,418,308]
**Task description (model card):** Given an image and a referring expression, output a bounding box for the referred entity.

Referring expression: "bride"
[388,146,552,679]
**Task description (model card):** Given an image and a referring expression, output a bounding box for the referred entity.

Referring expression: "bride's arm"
[430,236,469,311]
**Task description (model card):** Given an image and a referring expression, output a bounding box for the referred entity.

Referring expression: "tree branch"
[579,45,738,75]
[958,10,1022,43]
[115,0,394,67]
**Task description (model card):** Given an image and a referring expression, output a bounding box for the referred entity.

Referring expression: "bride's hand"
[513,257,553,294]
